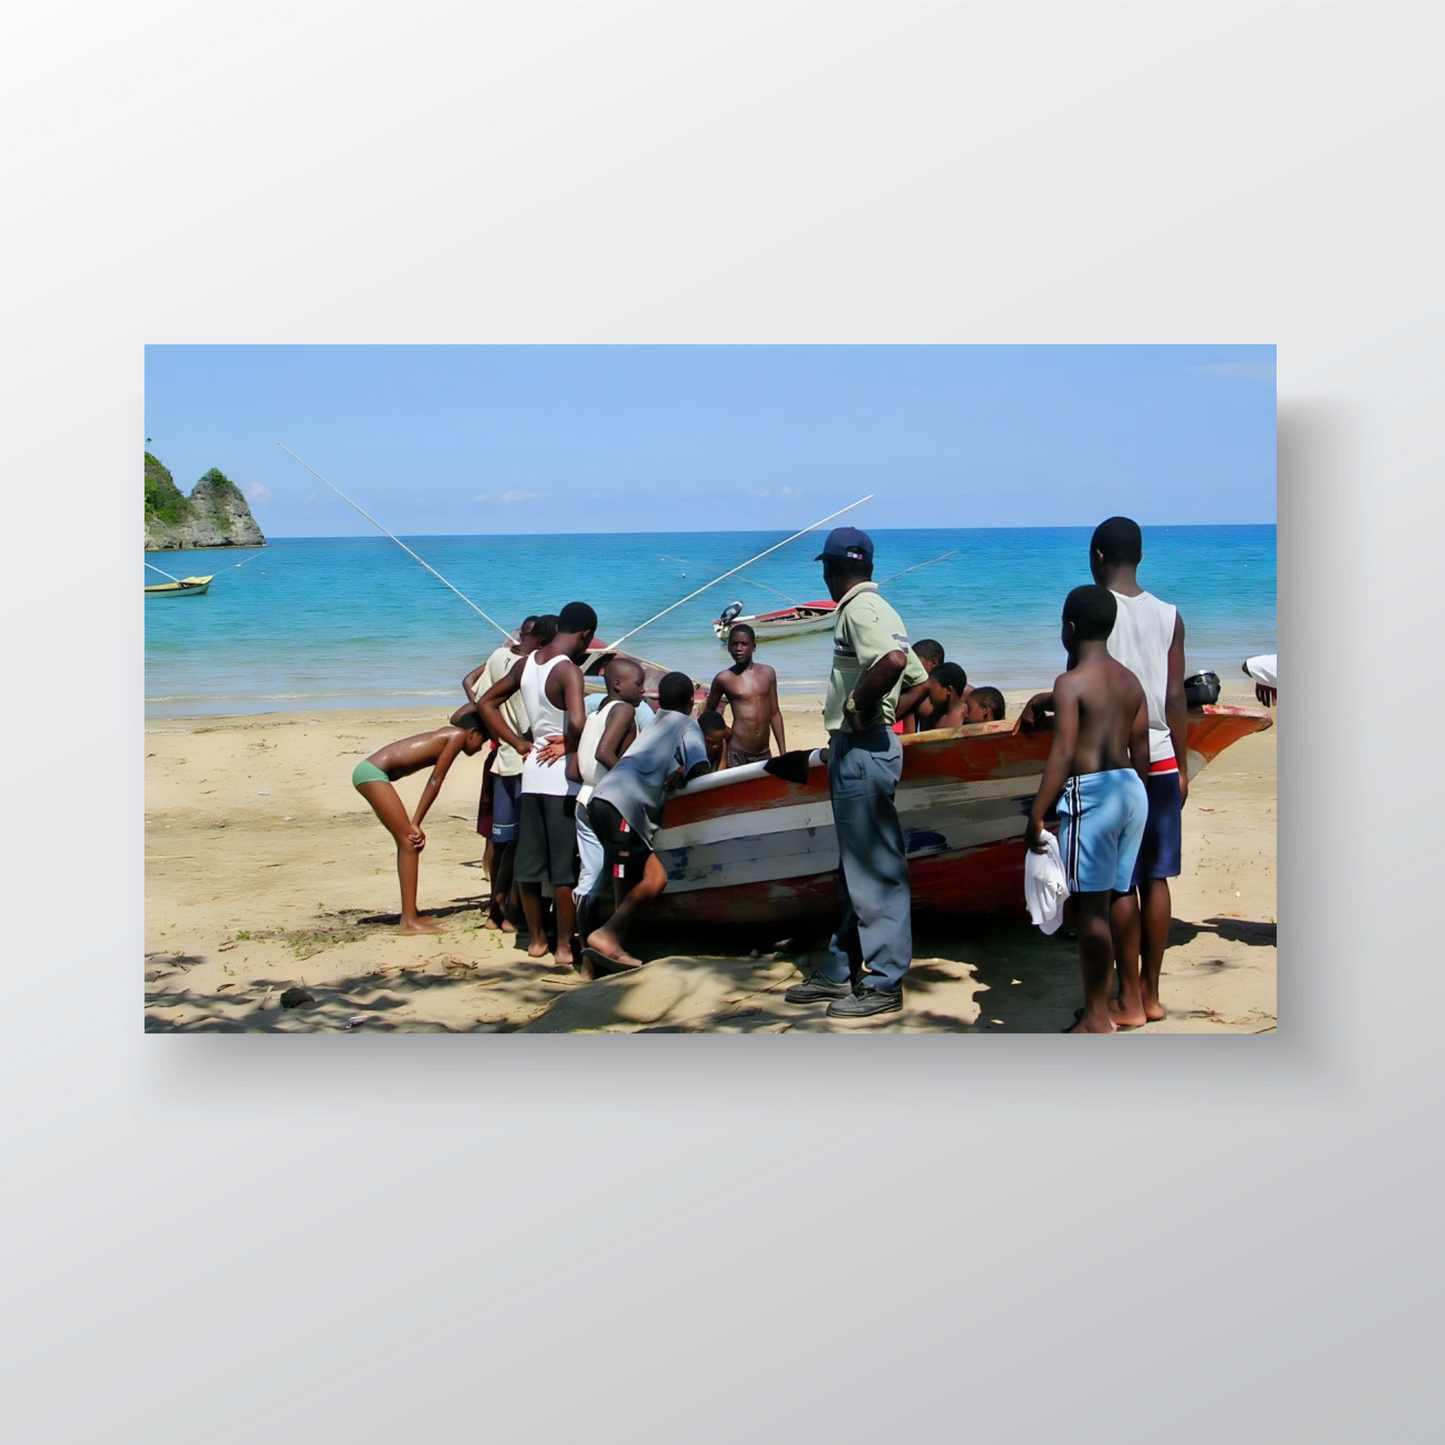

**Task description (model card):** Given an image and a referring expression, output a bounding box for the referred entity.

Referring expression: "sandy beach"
[144,678,1275,1033]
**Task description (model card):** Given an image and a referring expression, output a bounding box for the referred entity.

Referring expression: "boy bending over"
[1025,587,1150,1033]
[582,671,710,975]
[352,715,488,934]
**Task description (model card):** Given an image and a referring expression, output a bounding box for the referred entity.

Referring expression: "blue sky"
[144,345,1275,536]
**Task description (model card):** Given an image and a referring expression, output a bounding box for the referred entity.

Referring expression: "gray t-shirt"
[590,709,708,844]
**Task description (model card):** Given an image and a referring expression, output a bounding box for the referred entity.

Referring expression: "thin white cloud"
[475,493,492,503]
[245,481,272,502]
[500,489,547,504]
[749,489,771,498]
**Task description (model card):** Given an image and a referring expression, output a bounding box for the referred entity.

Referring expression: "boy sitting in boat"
[704,624,785,765]
[351,714,489,934]
[581,671,711,975]
[922,661,970,728]
[1025,586,1150,1033]
[965,685,1006,723]
[697,710,732,771]
[902,639,947,732]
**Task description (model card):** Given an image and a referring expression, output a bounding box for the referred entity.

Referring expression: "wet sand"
[144,680,1276,1033]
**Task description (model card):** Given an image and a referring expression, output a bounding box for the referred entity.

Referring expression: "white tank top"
[1105,589,1178,765]
[576,698,622,805]
[519,653,579,797]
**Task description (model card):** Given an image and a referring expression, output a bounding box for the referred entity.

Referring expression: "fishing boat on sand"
[145,575,213,597]
[648,705,1273,929]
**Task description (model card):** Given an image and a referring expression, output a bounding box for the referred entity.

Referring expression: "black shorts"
[514,792,578,886]
[586,797,652,889]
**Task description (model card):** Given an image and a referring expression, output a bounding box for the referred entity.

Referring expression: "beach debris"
[279,987,316,1009]
[749,948,763,960]
[345,1015,368,1029]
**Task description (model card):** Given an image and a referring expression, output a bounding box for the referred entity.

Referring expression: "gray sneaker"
[784,972,852,1003]
[826,987,902,1019]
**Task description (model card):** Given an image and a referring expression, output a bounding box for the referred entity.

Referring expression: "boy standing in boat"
[704,623,786,766]
[1025,585,1150,1033]
[785,527,930,1020]
[351,715,489,934]
[477,601,597,969]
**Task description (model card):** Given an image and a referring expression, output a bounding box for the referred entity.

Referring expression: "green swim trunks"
[352,759,390,788]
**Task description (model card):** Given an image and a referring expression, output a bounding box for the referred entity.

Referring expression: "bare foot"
[500,919,516,934]
[1140,996,1166,1022]
[483,916,501,931]
[1107,998,1150,1028]
[526,937,550,959]
[555,944,575,968]
[1064,1012,1116,1034]
[582,946,642,975]
[398,916,442,935]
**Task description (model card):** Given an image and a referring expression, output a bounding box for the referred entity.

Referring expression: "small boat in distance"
[145,575,213,597]
[713,598,837,642]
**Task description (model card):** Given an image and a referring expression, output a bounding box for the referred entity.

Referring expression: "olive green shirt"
[823,582,929,733]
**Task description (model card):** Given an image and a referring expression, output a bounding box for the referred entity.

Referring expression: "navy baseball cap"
[814,526,874,564]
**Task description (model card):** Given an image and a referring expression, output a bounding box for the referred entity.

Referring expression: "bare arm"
[1166,612,1189,805]
[596,705,638,772]
[769,677,786,753]
[449,664,489,728]
[478,658,530,757]
[1129,693,1150,788]
[411,731,468,831]
[1016,690,1055,733]
[1026,677,1078,851]
[704,675,726,718]
[850,649,908,728]
[895,680,930,731]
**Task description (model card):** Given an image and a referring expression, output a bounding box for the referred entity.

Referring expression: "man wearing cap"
[785,527,929,1019]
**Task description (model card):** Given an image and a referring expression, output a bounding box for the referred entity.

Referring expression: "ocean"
[144,526,1276,718]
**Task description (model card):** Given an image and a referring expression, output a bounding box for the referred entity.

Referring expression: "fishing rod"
[276,442,512,643]
[877,549,959,587]
[606,496,873,651]
[659,555,799,608]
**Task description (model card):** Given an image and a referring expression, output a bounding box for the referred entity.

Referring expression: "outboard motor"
[1183,671,1221,708]
[718,600,744,629]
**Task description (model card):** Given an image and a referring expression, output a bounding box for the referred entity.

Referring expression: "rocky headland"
[145,453,265,551]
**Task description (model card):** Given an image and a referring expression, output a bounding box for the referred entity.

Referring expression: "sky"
[144,345,1276,537]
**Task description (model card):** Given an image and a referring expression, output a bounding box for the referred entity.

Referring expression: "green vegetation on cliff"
[195,466,244,532]
[144,452,190,527]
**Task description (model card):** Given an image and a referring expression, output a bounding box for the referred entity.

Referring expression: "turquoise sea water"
[144,526,1276,718]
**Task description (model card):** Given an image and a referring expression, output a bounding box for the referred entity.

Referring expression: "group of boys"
[351,514,1191,1031]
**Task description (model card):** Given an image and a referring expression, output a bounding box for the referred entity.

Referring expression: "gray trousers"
[821,726,912,992]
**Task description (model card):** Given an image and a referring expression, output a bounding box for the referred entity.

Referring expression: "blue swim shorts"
[492,773,522,845]
[1058,768,1148,895]
[1130,764,1184,886]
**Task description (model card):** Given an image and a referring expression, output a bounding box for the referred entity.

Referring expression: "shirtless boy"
[904,639,947,732]
[697,710,731,771]
[352,715,488,934]
[924,662,970,729]
[1025,586,1150,1033]
[965,686,1006,723]
[705,624,785,766]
